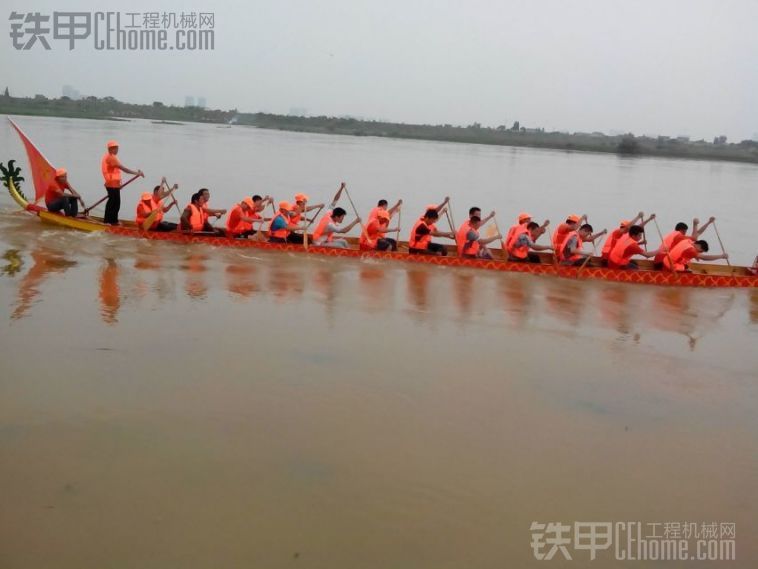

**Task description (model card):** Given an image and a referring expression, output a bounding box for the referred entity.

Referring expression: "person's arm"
[480,210,496,226]
[117,160,144,177]
[388,199,403,217]
[431,229,455,239]
[63,182,85,206]
[694,217,715,238]
[434,197,450,215]
[531,242,553,252]
[631,211,645,225]
[180,207,192,230]
[587,229,608,243]
[336,218,361,234]
[534,219,550,238]
[478,233,502,246]
[639,213,656,228]
[375,225,399,235]
[696,252,728,262]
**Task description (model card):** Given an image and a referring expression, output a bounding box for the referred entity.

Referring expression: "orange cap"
[518,212,532,222]
[376,210,390,221]
[567,214,580,223]
[141,192,153,201]
[279,201,292,211]
[54,167,67,177]
[243,197,255,210]
[294,193,309,203]
[620,220,631,227]
[106,140,119,148]
[425,203,438,211]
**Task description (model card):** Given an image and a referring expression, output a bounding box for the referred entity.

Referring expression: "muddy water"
[1,117,757,568]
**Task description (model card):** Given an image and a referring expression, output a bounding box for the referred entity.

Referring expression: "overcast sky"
[2,0,757,140]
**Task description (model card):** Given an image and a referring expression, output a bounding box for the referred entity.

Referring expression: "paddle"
[712,220,731,269]
[83,173,141,216]
[343,184,368,246]
[578,233,604,275]
[142,180,179,230]
[652,217,676,271]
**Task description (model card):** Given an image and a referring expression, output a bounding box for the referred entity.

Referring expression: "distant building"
[288,107,308,117]
[197,97,207,109]
[62,85,81,100]
[713,135,727,145]
[184,96,195,107]
[676,135,690,142]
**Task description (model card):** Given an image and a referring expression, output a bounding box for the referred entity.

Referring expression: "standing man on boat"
[45,168,85,217]
[101,140,143,225]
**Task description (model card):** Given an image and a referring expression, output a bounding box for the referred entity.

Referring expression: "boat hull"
[8,180,758,288]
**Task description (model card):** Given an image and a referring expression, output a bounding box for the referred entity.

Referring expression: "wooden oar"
[141,206,161,231]
[83,173,141,215]
[652,217,676,271]
[343,185,368,245]
[712,220,731,268]
[577,234,603,276]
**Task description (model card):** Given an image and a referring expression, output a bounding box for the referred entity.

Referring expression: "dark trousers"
[269,236,287,244]
[377,237,397,251]
[509,253,541,263]
[47,196,78,217]
[153,221,177,232]
[231,229,258,239]
[286,233,304,244]
[104,187,121,225]
[409,242,448,256]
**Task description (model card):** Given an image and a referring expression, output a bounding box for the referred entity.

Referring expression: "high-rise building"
[62,85,81,100]
[197,97,207,109]
[185,96,195,107]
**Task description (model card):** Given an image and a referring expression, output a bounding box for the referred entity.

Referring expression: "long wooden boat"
[7,179,758,288]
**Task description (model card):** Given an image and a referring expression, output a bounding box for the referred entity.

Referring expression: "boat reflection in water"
[2,237,754,352]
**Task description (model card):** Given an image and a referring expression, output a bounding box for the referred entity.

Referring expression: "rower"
[607,225,659,269]
[312,207,361,248]
[136,182,177,231]
[653,217,715,269]
[368,199,402,223]
[600,212,655,264]
[198,188,227,222]
[45,168,84,217]
[101,140,143,225]
[180,192,210,232]
[268,201,306,244]
[552,214,586,250]
[558,223,607,266]
[662,239,728,272]
[460,216,502,259]
[505,213,549,257]
[289,192,325,244]
[360,210,399,251]
[226,197,260,238]
[456,206,495,256]
[507,221,553,263]
[409,208,455,256]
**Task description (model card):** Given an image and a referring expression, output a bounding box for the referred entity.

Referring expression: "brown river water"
[1,116,757,568]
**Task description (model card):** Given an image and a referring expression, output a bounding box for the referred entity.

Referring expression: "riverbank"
[2,94,758,164]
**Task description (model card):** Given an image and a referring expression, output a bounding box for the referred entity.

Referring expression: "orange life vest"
[654,231,690,264]
[461,227,480,257]
[507,224,530,259]
[608,234,638,267]
[602,227,625,259]
[663,239,698,271]
[101,152,121,187]
[410,218,435,250]
[136,200,156,228]
[268,212,290,240]
[185,203,205,232]
[360,219,386,249]
[559,230,583,262]
[553,223,572,250]
[226,204,252,234]
[312,212,334,244]
[455,220,472,256]
[44,179,66,204]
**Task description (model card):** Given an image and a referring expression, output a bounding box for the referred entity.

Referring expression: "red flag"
[7,118,57,204]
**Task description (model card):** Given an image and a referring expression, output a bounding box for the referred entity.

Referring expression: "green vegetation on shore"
[3,91,758,164]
